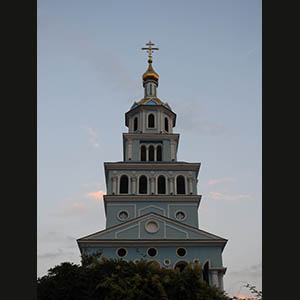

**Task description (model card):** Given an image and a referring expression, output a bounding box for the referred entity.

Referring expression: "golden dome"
[142,58,159,83]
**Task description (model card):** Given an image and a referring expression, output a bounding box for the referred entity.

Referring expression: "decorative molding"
[138,205,166,217]
[166,223,189,239]
[115,224,139,239]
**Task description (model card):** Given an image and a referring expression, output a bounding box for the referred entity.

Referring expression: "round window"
[175,211,186,221]
[118,211,129,221]
[176,247,187,257]
[145,220,159,233]
[164,259,171,266]
[117,248,127,258]
[147,248,157,257]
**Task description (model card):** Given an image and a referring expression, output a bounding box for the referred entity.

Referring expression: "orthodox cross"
[141,41,159,60]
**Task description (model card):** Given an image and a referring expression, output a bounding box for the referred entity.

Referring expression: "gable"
[145,99,158,105]
[78,213,226,241]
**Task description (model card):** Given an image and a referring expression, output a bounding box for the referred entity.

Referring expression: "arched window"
[134,117,138,131]
[203,261,209,284]
[156,145,162,161]
[148,114,155,128]
[149,145,154,161]
[120,175,129,194]
[176,176,186,194]
[141,145,146,161]
[158,176,166,194]
[139,175,148,194]
[165,117,169,132]
[174,261,188,272]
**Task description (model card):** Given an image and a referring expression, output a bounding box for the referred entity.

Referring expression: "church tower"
[77,41,227,290]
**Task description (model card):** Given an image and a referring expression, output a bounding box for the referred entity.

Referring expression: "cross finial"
[141,40,159,61]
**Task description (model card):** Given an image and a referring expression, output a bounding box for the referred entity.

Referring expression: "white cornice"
[123,133,180,140]
[104,195,201,203]
[77,239,227,252]
[104,162,200,171]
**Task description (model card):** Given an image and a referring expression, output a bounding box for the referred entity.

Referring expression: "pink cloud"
[209,192,251,201]
[72,203,88,212]
[86,190,106,202]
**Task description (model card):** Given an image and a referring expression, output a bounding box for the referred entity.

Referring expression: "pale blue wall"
[105,200,199,228]
[107,170,197,195]
[83,246,223,269]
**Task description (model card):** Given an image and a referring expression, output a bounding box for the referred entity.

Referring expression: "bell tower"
[77,41,228,291]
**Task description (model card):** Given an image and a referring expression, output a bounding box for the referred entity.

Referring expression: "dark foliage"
[37,258,233,300]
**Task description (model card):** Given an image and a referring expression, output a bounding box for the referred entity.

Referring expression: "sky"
[37,0,261,298]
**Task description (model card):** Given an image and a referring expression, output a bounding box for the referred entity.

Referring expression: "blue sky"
[37,0,261,297]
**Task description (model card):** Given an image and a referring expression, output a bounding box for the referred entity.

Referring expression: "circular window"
[118,210,129,221]
[174,261,188,272]
[193,259,200,264]
[176,247,187,257]
[145,220,159,233]
[116,248,127,258]
[175,211,186,221]
[147,247,157,257]
[164,259,171,266]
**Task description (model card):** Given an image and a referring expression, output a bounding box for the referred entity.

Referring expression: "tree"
[37,258,233,300]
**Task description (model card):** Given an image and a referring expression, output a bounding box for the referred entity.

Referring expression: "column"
[127,139,132,161]
[219,273,224,291]
[170,140,175,161]
[112,176,117,195]
[150,174,155,195]
[168,175,174,195]
[131,173,137,195]
[211,270,219,288]
[188,175,193,195]
[146,145,149,161]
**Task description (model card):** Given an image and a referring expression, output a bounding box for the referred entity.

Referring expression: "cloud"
[72,202,88,212]
[37,248,75,260]
[230,262,262,278]
[86,189,106,202]
[209,191,251,201]
[207,177,236,185]
[172,98,228,136]
[82,126,99,148]
[81,182,102,189]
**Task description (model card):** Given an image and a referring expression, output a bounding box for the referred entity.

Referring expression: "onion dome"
[142,58,159,86]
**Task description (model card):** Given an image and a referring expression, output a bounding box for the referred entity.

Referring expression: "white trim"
[163,258,171,266]
[118,174,130,195]
[117,210,130,222]
[145,220,160,234]
[174,174,187,195]
[116,247,128,258]
[174,210,187,222]
[176,247,187,258]
[78,213,226,241]
[115,224,138,238]
[106,203,136,219]
[147,112,156,129]
[156,174,167,195]
[147,247,158,258]
[137,174,149,195]
[193,259,200,264]
[168,203,197,219]
[138,205,166,217]
[173,259,189,270]
[166,223,189,238]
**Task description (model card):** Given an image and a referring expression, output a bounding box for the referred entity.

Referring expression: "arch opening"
[120,175,129,194]
[176,176,186,194]
[139,176,148,194]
